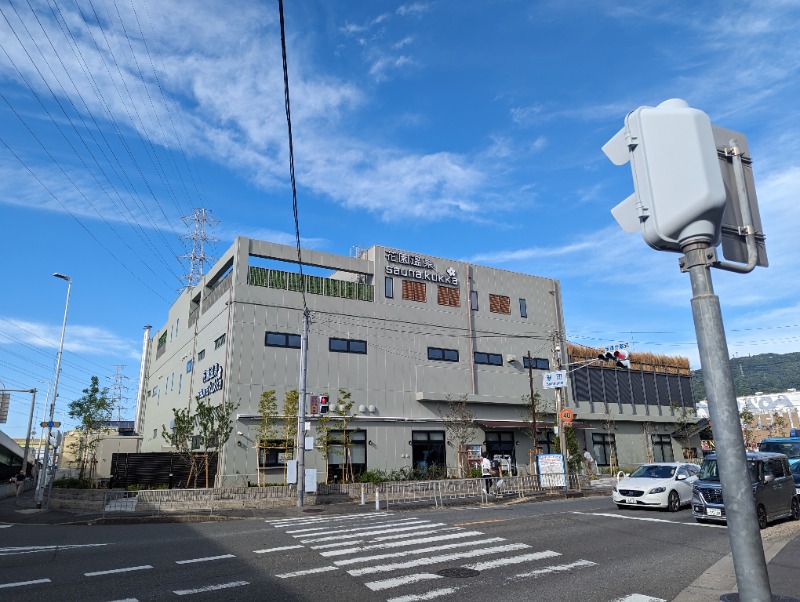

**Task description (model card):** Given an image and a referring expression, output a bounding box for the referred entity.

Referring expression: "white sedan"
[612,462,700,512]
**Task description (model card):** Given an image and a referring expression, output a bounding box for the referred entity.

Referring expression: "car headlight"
[648,487,666,494]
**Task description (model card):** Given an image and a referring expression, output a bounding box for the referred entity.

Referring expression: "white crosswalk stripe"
[266,512,611,600]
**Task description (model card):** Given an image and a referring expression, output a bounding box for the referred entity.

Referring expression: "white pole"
[36,274,71,509]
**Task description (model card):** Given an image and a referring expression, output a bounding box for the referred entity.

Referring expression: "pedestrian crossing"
[263,512,664,601]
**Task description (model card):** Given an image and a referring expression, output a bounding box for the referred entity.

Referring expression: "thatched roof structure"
[567,342,691,376]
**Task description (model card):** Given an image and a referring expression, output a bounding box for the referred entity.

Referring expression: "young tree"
[196,398,239,487]
[281,390,299,485]
[316,389,357,483]
[438,394,478,478]
[162,406,200,488]
[739,405,758,450]
[255,390,279,486]
[520,389,556,474]
[553,427,581,475]
[68,376,113,482]
[767,411,788,438]
[671,402,698,458]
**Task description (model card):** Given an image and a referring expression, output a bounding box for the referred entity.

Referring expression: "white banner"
[543,370,567,389]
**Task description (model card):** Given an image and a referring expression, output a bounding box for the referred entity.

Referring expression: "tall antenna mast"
[180,208,220,288]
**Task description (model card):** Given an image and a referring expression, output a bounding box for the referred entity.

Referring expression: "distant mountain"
[691,352,800,401]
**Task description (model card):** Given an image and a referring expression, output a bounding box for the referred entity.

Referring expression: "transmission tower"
[180,208,220,288]
[109,365,130,423]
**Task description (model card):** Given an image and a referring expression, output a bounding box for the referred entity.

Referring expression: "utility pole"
[526,351,540,485]
[296,309,310,507]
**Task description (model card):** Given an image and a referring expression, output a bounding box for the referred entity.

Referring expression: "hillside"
[691,352,800,400]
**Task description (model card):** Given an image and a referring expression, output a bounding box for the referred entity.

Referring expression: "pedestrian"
[481,453,492,494]
[583,447,594,477]
[11,471,25,496]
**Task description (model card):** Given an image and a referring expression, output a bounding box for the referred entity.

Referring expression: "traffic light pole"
[681,242,772,600]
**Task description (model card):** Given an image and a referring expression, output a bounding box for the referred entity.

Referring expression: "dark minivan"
[692,451,800,528]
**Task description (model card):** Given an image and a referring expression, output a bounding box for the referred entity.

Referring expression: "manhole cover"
[436,568,480,579]
[302,508,325,513]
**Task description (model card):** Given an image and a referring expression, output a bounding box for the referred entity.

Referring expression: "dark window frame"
[197,349,206,361]
[428,347,459,362]
[385,276,394,299]
[474,352,502,366]
[329,338,368,354]
[214,333,226,349]
[523,356,550,370]
[265,332,301,349]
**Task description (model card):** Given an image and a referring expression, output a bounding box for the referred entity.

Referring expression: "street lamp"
[35,273,71,509]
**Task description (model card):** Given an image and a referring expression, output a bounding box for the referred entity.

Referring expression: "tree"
[767,411,788,438]
[671,402,698,459]
[603,411,618,476]
[553,427,581,475]
[281,390,298,485]
[438,394,478,478]
[67,376,113,482]
[255,390,279,486]
[641,421,655,463]
[162,397,238,488]
[519,389,556,474]
[739,406,757,450]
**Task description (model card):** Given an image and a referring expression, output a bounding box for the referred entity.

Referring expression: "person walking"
[11,471,25,496]
[583,447,594,477]
[481,453,492,494]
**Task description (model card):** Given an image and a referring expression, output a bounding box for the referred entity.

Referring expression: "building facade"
[136,238,698,485]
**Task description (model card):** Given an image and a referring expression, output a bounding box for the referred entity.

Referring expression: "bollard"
[375,487,380,510]
[360,484,365,506]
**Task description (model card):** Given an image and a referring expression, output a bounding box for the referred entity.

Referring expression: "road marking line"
[0,578,51,589]
[513,559,596,579]
[0,543,109,556]
[175,554,235,564]
[347,543,530,576]
[292,519,432,537]
[0,525,12,529]
[287,518,421,534]
[275,566,339,579]
[254,544,304,554]
[300,523,445,543]
[85,565,153,577]
[174,580,249,595]
[387,586,461,602]
[108,599,138,601]
[453,518,513,527]
[321,530,485,556]
[334,537,506,566]
[572,511,725,527]
[612,595,666,602]
[266,513,392,527]
[465,549,561,570]
[310,527,464,550]
[365,573,443,591]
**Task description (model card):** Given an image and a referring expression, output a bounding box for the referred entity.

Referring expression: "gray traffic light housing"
[603,99,727,252]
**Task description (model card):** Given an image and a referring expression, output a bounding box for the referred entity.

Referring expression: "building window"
[191,435,201,450]
[519,299,527,318]
[186,359,193,373]
[171,372,175,391]
[411,431,446,475]
[474,352,502,366]
[402,280,426,302]
[153,428,157,439]
[259,440,293,468]
[198,349,206,361]
[428,347,459,362]
[329,338,367,354]
[437,286,460,307]
[176,319,179,336]
[485,431,515,469]
[592,433,617,466]
[489,294,511,314]
[523,357,550,370]
[214,333,226,349]
[651,435,675,462]
[265,332,301,348]
[327,430,367,480]
[385,276,394,299]
[470,290,479,310]
[178,373,182,395]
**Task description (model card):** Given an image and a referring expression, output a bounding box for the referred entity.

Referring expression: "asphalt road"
[0,496,734,601]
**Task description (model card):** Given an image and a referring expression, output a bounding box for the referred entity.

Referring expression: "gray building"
[136,237,698,486]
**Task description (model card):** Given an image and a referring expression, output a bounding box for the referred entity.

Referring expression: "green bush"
[52,477,93,489]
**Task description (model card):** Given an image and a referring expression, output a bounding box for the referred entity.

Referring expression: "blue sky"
[2,1,799,439]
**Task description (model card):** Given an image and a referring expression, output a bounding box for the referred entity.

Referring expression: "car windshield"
[758,441,800,458]
[791,461,800,476]
[629,465,675,479]
[699,459,760,482]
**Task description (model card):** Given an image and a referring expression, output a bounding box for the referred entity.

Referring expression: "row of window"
[385,277,529,318]
[265,332,549,369]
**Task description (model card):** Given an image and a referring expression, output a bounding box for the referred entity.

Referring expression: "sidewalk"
[3,486,799,600]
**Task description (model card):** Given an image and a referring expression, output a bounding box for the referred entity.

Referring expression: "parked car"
[692,451,800,528]
[758,436,800,459]
[790,458,800,495]
[612,462,700,512]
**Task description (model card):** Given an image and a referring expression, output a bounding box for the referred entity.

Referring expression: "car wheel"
[757,504,768,529]
[667,490,680,512]
[791,497,799,521]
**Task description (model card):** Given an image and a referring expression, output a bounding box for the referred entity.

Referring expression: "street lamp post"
[35,273,71,509]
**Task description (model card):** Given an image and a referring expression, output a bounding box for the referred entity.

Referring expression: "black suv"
[692,451,800,528]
